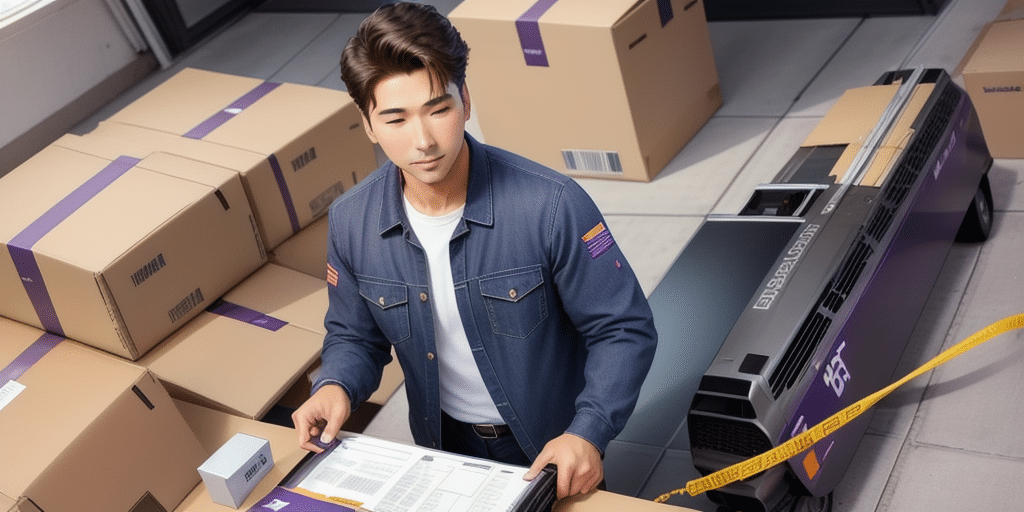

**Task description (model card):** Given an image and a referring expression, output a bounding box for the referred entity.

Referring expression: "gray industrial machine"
[683,68,993,512]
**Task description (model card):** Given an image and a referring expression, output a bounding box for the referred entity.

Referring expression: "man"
[292,2,657,500]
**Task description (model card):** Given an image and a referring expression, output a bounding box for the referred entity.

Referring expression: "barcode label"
[130,253,166,287]
[309,181,346,217]
[0,380,27,412]
[291,146,318,172]
[562,149,624,174]
[168,287,205,323]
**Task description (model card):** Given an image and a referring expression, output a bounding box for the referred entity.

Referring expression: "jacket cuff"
[565,409,616,455]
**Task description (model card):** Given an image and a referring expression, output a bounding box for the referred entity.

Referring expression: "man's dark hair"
[340,2,470,116]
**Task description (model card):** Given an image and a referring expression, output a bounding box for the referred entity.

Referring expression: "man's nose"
[413,119,436,151]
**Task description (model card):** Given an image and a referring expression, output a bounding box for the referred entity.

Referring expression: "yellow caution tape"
[655,312,1024,503]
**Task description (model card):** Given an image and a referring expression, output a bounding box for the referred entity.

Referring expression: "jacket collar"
[378,133,493,236]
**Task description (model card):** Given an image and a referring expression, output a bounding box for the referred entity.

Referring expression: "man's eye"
[432,107,451,116]
[385,118,405,125]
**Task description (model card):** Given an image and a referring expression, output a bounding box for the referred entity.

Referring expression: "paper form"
[296,436,535,512]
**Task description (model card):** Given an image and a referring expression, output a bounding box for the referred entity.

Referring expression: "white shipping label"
[0,380,27,411]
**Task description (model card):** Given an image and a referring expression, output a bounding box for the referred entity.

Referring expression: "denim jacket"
[315,134,657,458]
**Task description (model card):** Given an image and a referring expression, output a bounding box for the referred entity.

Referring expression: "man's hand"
[292,384,352,453]
[523,433,603,499]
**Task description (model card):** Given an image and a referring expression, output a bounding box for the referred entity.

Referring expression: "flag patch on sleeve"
[326,262,339,287]
[582,222,615,259]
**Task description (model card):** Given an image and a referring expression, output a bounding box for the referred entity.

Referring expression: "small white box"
[198,433,275,508]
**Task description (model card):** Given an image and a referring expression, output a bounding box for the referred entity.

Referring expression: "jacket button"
[378,296,386,306]
[427,352,435,360]
[420,292,428,302]
[508,288,518,299]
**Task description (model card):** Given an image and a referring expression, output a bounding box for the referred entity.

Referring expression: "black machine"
[680,68,993,512]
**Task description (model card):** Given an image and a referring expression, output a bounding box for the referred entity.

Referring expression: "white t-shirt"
[403,196,503,424]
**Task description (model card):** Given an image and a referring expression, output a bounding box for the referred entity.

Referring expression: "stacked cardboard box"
[0,318,208,512]
[957,0,1024,159]
[80,67,378,249]
[137,263,327,419]
[448,0,721,182]
[0,146,266,360]
[1,68,398,511]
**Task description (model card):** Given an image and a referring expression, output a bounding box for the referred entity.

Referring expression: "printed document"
[295,435,536,512]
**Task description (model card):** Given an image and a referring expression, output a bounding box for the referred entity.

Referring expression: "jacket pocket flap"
[359,280,408,310]
[479,268,544,303]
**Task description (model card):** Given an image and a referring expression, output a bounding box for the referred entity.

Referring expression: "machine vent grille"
[689,415,773,458]
[770,311,832,396]
[768,80,961,399]
[823,240,873,314]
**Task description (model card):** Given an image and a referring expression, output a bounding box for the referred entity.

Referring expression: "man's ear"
[361,112,378,145]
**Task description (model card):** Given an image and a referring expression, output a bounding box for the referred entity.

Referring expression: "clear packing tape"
[655,312,1024,503]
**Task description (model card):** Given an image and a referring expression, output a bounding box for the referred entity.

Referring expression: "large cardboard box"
[0,318,207,512]
[956,0,1024,158]
[449,0,721,182]
[173,396,703,512]
[138,264,327,419]
[101,68,379,248]
[0,147,266,360]
[556,491,699,511]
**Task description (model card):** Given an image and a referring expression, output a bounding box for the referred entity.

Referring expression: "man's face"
[362,68,470,188]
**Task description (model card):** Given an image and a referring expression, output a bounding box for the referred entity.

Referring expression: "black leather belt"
[471,423,512,439]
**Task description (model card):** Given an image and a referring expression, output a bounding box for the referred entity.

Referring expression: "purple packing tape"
[183,81,281,139]
[247,487,354,512]
[207,299,288,332]
[516,0,679,67]
[0,333,64,384]
[179,79,300,236]
[8,155,142,336]
[516,0,560,67]
[267,154,302,235]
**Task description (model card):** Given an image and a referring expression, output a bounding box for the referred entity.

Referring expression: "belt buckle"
[475,424,501,439]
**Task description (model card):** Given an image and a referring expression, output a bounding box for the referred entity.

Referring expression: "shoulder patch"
[582,222,615,259]
[327,262,339,287]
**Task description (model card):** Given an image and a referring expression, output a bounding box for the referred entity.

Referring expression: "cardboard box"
[173,400,311,512]
[198,433,274,508]
[138,264,327,419]
[0,318,207,512]
[269,213,329,280]
[173,397,702,512]
[802,80,936,187]
[555,490,700,511]
[101,68,379,248]
[956,0,1024,158]
[0,146,266,360]
[449,0,721,182]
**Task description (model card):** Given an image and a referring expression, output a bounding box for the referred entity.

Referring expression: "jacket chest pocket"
[479,267,547,339]
[358,280,411,343]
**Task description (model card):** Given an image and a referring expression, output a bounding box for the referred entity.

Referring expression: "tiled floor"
[71,1,1024,510]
